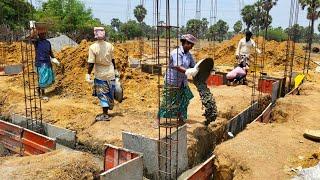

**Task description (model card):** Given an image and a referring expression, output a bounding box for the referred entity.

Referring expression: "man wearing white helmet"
[85,27,117,121]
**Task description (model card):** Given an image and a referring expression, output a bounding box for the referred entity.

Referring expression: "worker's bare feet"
[95,114,111,121]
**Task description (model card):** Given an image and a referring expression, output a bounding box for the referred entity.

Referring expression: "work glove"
[85,74,93,84]
[114,70,120,78]
[185,67,199,77]
[29,20,36,29]
[256,49,262,54]
[51,58,60,66]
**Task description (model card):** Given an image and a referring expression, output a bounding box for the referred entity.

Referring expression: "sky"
[82,0,318,29]
[36,0,316,31]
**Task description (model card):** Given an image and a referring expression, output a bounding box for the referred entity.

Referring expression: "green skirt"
[158,85,194,121]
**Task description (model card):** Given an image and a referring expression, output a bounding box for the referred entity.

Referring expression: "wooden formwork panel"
[207,74,224,87]
[0,120,56,156]
[0,120,23,154]
[258,79,276,93]
[186,155,215,180]
[104,144,139,171]
[21,128,56,156]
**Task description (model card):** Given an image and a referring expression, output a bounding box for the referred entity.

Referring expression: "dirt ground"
[213,73,320,180]
[1,36,319,178]
[0,74,253,154]
[0,149,100,180]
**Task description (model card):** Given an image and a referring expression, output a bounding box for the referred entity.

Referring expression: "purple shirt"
[165,46,195,87]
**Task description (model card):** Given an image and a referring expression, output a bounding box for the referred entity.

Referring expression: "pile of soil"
[0,149,100,179]
[53,40,154,97]
[0,42,27,65]
[292,152,320,169]
[123,40,153,59]
[193,35,314,72]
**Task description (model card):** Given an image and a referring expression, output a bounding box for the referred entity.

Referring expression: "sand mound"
[194,35,314,71]
[0,149,100,179]
[53,40,154,97]
[0,42,28,65]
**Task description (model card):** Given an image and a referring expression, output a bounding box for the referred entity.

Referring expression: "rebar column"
[21,30,43,134]
[156,0,180,179]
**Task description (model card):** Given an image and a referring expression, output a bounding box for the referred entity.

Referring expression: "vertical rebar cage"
[156,0,180,179]
[21,30,43,134]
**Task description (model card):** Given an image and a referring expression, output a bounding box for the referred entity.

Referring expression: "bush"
[260,27,288,42]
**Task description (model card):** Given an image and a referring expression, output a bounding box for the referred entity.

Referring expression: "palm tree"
[111,18,121,31]
[133,5,147,58]
[299,0,320,72]
[134,5,147,24]
[241,5,256,31]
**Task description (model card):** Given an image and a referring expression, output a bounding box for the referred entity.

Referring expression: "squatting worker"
[30,21,60,101]
[155,34,199,128]
[85,27,116,121]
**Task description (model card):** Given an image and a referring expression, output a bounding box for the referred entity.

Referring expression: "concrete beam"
[123,125,188,179]
[100,156,143,180]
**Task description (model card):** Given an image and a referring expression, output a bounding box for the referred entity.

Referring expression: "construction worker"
[85,27,117,121]
[234,31,261,84]
[30,21,60,101]
[226,57,248,85]
[235,31,261,60]
[155,34,198,128]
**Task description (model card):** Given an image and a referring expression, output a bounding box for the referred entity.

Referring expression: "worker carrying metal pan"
[155,34,217,127]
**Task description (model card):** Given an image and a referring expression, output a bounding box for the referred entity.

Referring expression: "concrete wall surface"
[123,125,188,179]
[100,157,144,180]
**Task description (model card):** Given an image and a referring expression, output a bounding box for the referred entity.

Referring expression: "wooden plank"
[187,155,215,180]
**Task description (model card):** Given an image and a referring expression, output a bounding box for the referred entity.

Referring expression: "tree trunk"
[306,19,314,74]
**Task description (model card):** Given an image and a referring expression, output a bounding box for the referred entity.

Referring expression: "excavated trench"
[0,73,272,179]
[210,88,307,179]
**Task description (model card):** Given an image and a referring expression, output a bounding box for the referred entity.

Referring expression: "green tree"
[134,5,147,23]
[209,19,229,42]
[111,18,122,31]
[251,0,277,34]
[302,26,319,42]
[0,0,34,30]
[299,0,320,72]
[119,20,143,40]
[241,1,277,32]
[233,20,243,34]
[299,0,320,46]
[285,24,304,42]
[201,18,209,39]
[262,27,287,41]
[36,0,101,33]
[186,19,202,38]
[241,5,256,31]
